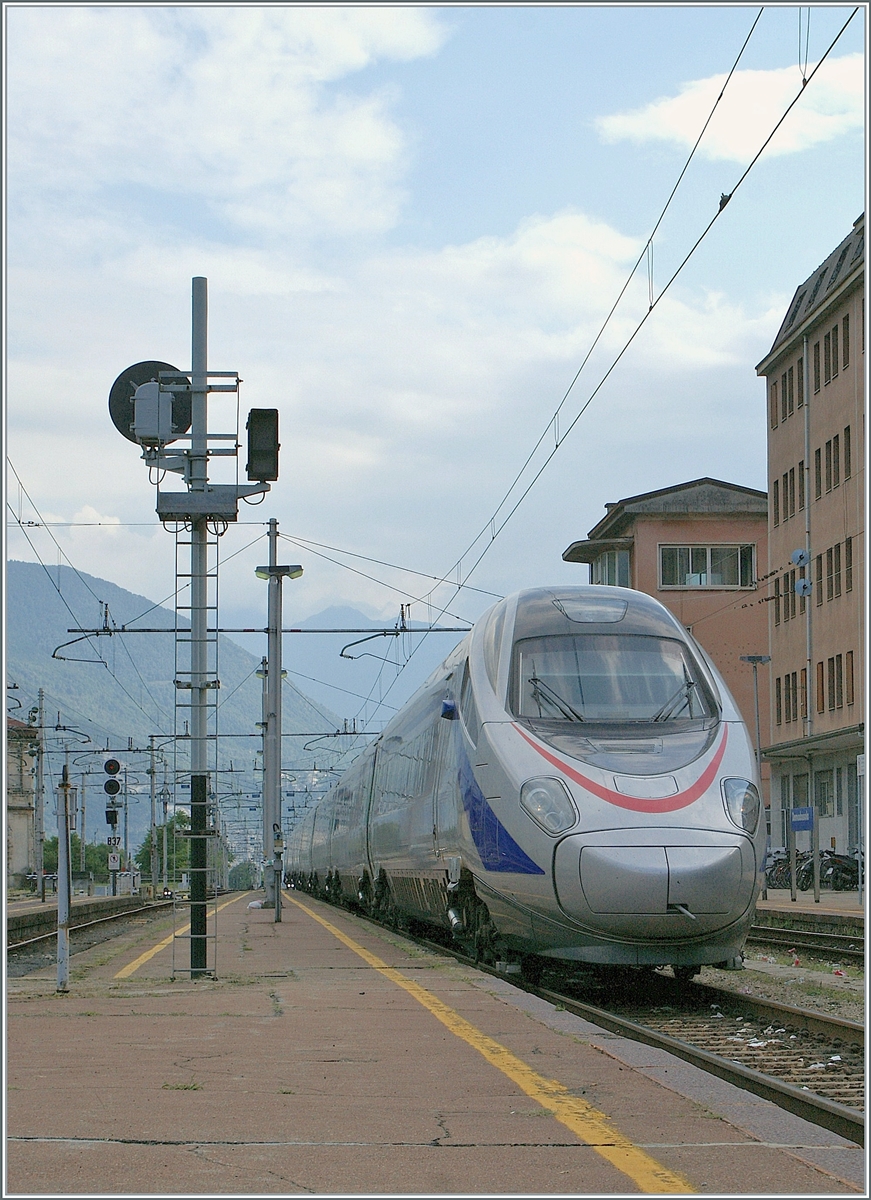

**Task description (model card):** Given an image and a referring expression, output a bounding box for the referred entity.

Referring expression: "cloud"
[596,53,864,161]
[6,6,447,239]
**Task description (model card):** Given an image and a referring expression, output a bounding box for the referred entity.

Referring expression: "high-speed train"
[287,586,765,980]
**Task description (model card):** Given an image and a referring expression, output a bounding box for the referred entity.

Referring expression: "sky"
[4,3,867,732]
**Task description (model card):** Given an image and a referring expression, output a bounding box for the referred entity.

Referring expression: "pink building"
[562,478,770,798]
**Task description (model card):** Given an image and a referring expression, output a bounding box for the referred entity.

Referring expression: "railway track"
[409,930,864,1147]
[6,901,175,977]
[746,924,864,962]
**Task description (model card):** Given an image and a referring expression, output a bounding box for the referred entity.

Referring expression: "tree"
[134,810,191,881]
[42,835,109,875]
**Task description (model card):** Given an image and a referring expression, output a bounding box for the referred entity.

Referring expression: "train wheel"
[673,965,700,985]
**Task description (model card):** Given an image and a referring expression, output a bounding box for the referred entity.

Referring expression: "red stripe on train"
[512,723,728,813]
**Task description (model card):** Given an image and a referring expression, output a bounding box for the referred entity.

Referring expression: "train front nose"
[553,830,758,939]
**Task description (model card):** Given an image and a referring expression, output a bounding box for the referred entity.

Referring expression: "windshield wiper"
[529,673,585,722]
[651,674,695,722]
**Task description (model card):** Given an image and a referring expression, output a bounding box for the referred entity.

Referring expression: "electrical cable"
[351,6,859,723]
[414,6,767,618]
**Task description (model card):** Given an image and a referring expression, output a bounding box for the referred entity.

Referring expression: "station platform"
[756,888,864,918]
[6,891,864,1196]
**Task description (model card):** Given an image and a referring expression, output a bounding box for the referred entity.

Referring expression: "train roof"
[509,585,690,641]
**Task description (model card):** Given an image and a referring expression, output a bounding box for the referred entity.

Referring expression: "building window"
[845,537,852,591]
[834,542,841,597]
[844,425,851,479]
[815,769,834,818]
[788,466,795,517]
[800,667,808,719]
[789,569,796,619]
[772,479,780,526]
[814,447,822,499]
[591,550,630,587]
[827,657,836,710]
[832,434,840,488]
[775,676,782,725]
[831,324,839,378]
[816,661,825,712]
[770,381,778,428]
[798,565,807,615]
[774,576,781,625]
[825,440,832,492]
[826,547,834,600]
[813,340,821,392]
[824,332,831,384]
[659,544,754,589]
[797,356,804,406]
[846,651,854,705]
[798,460,805,510]
[815,554,823,606]
[780,371,788,422]
[781,472,789,519]
[836,766,844,817]
[787,365,794,415]
[835,653,844,708]
[843,314,849,368]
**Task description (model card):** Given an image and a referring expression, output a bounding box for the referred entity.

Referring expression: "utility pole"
[56,758,76,993]
[108,275,275,974]
[79,775,86,873]
[149,736,159,896]
[189,275,210,975]
[258,657,271,905]
[161,781,170,890]
[257,518,302,922]
[35,689,45,899]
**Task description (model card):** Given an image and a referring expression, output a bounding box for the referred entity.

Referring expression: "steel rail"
[746,925,864,962]
[534,983,863,1147]
[407,928,864,1146]
[7,901,174,952]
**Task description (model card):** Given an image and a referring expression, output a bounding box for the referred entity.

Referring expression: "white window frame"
[658,543,755,590]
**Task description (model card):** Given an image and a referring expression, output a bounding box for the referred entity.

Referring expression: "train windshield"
[511,634,715,724]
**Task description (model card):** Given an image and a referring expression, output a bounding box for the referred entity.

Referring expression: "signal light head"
[104,758,121,775]
[104,779,121,796]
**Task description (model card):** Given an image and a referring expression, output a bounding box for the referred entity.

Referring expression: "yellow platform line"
[287,893,694,1194]
[114,894,246,978]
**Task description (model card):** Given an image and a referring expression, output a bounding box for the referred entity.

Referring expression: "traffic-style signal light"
[246,408,279,481]
[104,758,121,796]
[105,807,119,827]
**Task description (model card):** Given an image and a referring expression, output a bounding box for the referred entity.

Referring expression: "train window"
[481,600,507,690]
[511,634,715,724]
[459,661,481,745]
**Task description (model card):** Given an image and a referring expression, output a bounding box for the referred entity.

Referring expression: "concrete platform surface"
[6,891,864,1197]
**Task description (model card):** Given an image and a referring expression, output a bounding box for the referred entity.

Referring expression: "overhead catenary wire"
[348,6,858,726]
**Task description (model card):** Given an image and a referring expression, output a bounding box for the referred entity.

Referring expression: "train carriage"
[290,586,765,977]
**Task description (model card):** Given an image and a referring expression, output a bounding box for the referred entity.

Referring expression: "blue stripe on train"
[458,751,544,875]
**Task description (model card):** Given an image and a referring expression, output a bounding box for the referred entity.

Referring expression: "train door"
[432,695,460,858]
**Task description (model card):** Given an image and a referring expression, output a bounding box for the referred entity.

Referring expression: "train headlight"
[721,778,760,834]
[520,777,577,836]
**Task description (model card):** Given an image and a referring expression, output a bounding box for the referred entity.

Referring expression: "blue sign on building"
[791,806,814,831]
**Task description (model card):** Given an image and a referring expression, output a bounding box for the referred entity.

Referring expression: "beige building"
[562,477,770,775]
[755,212,864,853]
[6,716,37,886]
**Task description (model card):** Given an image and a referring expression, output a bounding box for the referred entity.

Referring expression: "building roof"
[758,212,864,368]
[7,716,33,733]
[562,477,768,561]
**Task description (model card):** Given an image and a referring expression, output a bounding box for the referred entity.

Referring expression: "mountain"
[5,560,344,852]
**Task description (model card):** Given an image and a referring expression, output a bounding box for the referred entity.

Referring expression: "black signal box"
[246,409,279,481]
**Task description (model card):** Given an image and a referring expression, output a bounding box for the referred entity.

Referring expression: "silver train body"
[287,586,765,971]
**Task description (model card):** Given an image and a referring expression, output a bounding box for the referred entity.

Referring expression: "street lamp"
[740,655,771,765]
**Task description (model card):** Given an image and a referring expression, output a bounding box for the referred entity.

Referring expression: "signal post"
[109,277,280,976]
